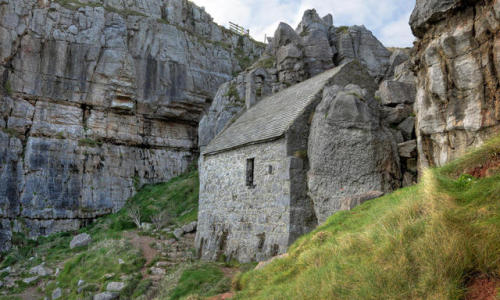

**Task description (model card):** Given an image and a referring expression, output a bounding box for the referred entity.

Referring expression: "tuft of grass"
[235,135,500,299]
[78,138,102,148]
[169,263,230,300]
[3,80,12,96]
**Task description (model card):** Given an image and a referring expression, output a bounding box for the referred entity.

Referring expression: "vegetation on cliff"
[234,136,500,299]
[0,170,201,299]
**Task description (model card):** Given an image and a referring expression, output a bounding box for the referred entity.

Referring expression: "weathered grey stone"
[198,10,392,149]
[410,0,481,38]
[77,280,85,287]
[0,0,264,249]
[29,264,53,277]
[150,267,166,275]
[398,117,416,140]
[308,84,401,223]
[93,292,119,300]
[398,140,418,158]
[181,221,197,234]
[333,25,392,81]
[173,228,184,240]
[412,0,500,169]
[52,287,62,300]
[70,233,91,249]
[381,104,413,125]
[378,80,416,105]
[106,282,125,292]
[23,276,39,284]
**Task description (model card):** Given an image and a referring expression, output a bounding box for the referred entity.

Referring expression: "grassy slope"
[235,136,500,299]
[0,170,200,299]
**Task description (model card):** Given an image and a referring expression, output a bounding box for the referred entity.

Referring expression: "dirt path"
[124,231,159,272]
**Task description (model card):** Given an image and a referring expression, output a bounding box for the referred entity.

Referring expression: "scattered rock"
[398,140,418,158]
[155,261,169,267]
[93,292,119,300]
[106,282,125,292]
[173,228,184,239]
[70,233,92,249]
[103,273,115,279]
[52,287,62,299]
[77,279,85,287]
[30,263,53,276]
[381,104,413,125]
[150,267,166,275]
[54,268,60,276]
[118,259,124,265]
[1,267,11,273]
[23,276,39,284]
[181,221,197,233]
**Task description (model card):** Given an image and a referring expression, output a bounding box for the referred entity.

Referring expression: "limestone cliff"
[410,0,500,169]
[0,0,263,249]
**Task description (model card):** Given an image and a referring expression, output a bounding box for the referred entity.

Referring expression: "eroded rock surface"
[198,9,394,148]
[0,0,263,246]
[411,0,500,169]
[308,83,401,223]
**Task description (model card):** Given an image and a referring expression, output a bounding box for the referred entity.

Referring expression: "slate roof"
[204,62,353,155]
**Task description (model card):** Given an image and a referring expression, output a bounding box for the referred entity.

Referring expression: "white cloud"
[191,0,416,47]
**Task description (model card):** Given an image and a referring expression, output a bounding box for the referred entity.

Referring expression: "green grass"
[0,169,199,298]
[235,135,500,299]
[78,138,102,148]
[169,262,230,300]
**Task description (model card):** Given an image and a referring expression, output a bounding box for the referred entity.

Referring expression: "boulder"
[29,264,53,276]
[23,276,39,284]
[181,221,197,234]
[52,288,62,300]
[150,267,166,275]
[381,104,413,125]
[308,82,401,223]
[70,233,92,249]
[398,140,418,158]
[173,228,184,239]
[93,292,119,300]
[377,80,416,105]
[397,117,416,140]
[106,282,125,292]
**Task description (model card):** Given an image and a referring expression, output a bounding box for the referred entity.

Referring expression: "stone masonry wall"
[196,139,293,263]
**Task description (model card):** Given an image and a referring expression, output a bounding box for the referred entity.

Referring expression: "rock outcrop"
[308,83,401,223]
[411,0,500,169]
[0,0,263,247]
[198,9,393,149]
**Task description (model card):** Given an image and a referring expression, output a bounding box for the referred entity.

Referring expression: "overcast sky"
[191,0,416,47]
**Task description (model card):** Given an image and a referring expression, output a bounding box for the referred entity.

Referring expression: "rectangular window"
[246,158,255,187]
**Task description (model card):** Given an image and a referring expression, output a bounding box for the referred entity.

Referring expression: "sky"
[191,0,416,47]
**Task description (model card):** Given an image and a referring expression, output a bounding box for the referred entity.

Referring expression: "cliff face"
[411,0,500,169]
[0,0,263,249]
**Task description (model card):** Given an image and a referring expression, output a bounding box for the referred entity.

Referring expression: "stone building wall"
[196,139,294,262]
